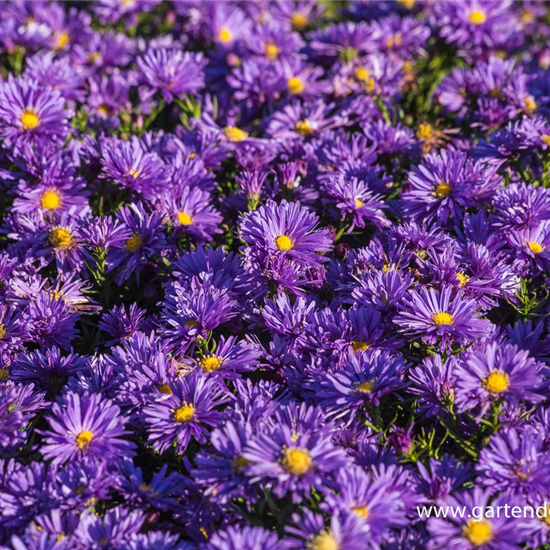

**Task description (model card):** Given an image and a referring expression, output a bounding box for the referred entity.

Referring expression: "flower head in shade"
[0,75,72,151]
[427,488,534,550]
[41,391,134,465]
[417,455,473,504]
[137,48,206,103]
[162,186,222,243]
[204,525,283,550]
[285,509,370,550]
[106,203,167,285]
[192,420,254,503]
[240,199,332,269]
[144,370,229,454]
[477,426,550,497]
[74,506,145,550]
[454,342,545,416]
[98,303,146,343]
[243,404,349,502]
[408,355,458,419]
[315,349,408,419]
[394,285,491,351]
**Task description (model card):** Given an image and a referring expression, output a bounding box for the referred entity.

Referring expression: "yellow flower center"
[432,312,454,326]
[528,241,544,254]
[49,227,73,250]
[223,126,249,142]
[98,104,110,117]
[540,504,550,525]
[201,355,223,372]
[21,109,40,130]
[434,183,452,198]
[355,380,375,394]
[386,33,402,50]
[354,66,370,82]
[0,368,9,381]
[281,446,312,475]
[265,42,280,61]
[483,370,510,394]
[353,506,369,519]
[75,431,93,450]
[178,212,193,226]
[352,341,369,353]
[354,197,364,208]
[41,190,61,210]
[174,403,196,423]
[469,10,487,24]
[158,383,173,394]
[275,234,293,251]
[463,519,493,546]
[417,123,434,140]
[291,12,308,31]
[231,454,250,473]
[295,119,314,136]
[128,169,140,179]
[288,77,305,95]
[0,324,6,340]
[309,531,339,550]
[218,28,232,44]
[542,135,550,146]
[525,97,537,113]
[456,272,470,287]
[125,233,143,253]
[55,31,70,50]
[397,0,415,7]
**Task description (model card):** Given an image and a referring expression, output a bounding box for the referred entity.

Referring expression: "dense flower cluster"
[2,1,550,549]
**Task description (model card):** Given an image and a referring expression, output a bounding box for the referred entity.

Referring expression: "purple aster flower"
[454,342,545,416]
[402,150,502,225]
[240,199,331,269]
[205,525,283,550]
[10,347,89,394]
[394,285,491,351]
[137,48,206,103]
[144,370,229,454]
[315,349,408,419]
[162,186,222,243]
[408,355,458,419]
[243,404,349,503]
[106,203,167,285]
[98,303,146,343]
[0,75,72,152]
[41,391,134,465]
[100,137,170,201]
[192,420,254,503]
[195,335,261,380]
[323,465,406,547]
[74,506,145,550]
[427,488,534,550]
[477,426,550,497]
[416,455,473,504]
[285,509,370,550]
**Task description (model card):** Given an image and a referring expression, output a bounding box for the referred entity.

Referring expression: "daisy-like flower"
[162,186,222,243]
[0,75,72,151]
[394,285,491,351]
[285,509,369,550]
[196,335,261,380]
[240,199,332,270]
[243,405,349,502]
[454,342,545,416]
[477,426,550,497]
[143,370,229,454]
[427,488,534,550]
[204,525,284,550]
[41,391,134,465]
[137,48,206,103]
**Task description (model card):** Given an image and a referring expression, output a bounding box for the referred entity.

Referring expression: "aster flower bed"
[4,1,550,549]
